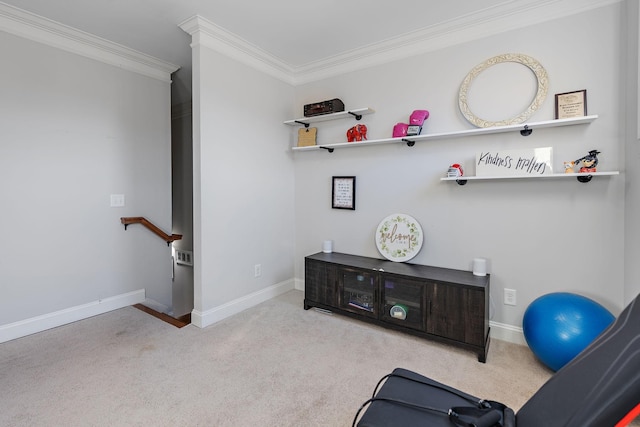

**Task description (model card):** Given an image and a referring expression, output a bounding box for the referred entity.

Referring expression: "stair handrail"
[120,217,182,245]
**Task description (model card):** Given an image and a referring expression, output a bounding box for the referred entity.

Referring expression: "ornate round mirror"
[458,53,548,128]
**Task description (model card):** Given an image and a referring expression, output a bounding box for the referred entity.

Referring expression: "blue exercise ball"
[523,292,614,371]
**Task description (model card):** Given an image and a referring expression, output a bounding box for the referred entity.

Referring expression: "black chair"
[354,294,640,427]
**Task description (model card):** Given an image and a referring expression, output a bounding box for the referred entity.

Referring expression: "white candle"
[473,258,487,276]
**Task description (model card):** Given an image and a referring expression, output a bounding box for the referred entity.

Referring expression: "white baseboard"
[0,289,146,344]
[191,279,295,328]
[489,320,526,345]
[294,278,304,291]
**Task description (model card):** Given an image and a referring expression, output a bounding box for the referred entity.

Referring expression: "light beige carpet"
[1,290,553,426]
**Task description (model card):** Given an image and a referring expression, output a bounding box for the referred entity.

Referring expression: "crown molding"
[180,0,621,87]
[292,0,622,84]
[0,2,179,82]
[179,15,294,85]
[0,0,622,86]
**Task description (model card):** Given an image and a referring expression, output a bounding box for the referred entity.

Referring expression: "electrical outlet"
[254,264,262,278]
[175,249,193,266]
[504,288,517,306]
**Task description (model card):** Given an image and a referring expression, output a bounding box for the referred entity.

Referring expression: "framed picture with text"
[332,176,356,210]
[555,89,587,119]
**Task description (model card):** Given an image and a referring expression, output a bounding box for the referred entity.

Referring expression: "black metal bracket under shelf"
[520,125,533,136]
[402,138,416,147]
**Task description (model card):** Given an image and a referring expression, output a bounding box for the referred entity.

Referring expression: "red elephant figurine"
[347,124,368,142]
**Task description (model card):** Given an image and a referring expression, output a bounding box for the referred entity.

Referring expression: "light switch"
[110,194,125,207]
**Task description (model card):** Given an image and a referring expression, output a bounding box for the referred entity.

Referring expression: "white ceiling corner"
[0,1,179,82]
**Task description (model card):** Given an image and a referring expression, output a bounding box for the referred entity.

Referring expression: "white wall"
[0,31,174,338]
[293,3,627,332]
[2,2,633,344]
[190,40,296,326]
[624,0,640,303]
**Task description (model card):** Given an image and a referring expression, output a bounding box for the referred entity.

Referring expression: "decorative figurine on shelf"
[563,161,575,173]
[447,163,464,177]
[347,124,368,142]
[575,150,601,173]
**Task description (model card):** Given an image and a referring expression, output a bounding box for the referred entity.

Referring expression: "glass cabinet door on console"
[339,267,378,318]
[381,277,425,331]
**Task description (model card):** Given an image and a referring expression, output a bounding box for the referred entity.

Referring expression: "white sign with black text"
[476,147,553,177]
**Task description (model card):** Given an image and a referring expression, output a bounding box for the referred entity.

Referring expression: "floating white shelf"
[441,171,619,184]
[291,115,598,152]
[284,108,375,126]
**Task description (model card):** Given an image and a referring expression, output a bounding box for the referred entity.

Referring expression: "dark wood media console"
[304,252,490,362]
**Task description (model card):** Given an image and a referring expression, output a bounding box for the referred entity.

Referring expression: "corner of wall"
[489,321,526,346]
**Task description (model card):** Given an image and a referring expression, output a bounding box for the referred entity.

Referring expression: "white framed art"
[375,214,423,262]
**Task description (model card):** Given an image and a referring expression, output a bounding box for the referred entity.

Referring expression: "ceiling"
[0,0,614,105]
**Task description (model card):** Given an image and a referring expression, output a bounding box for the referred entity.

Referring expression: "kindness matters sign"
[476,147,553,177]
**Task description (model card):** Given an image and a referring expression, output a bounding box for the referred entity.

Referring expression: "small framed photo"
[332,176,356,210]
[555,90,587,119]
